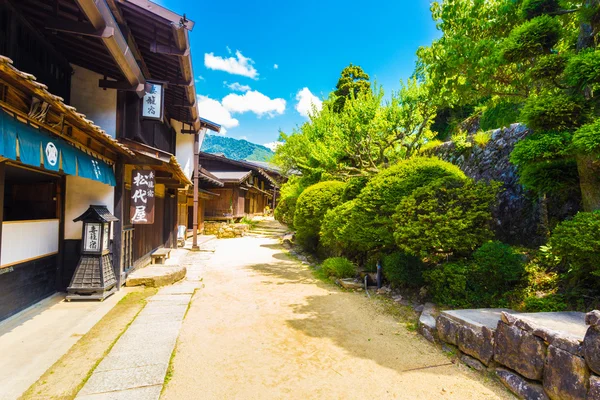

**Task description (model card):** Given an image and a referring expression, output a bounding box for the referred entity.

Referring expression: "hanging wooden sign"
[130,169,155,224]
[141,82,164,121]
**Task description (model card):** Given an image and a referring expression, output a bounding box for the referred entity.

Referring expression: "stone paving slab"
[78,364,168,396]
[76,385,163,400]
[443,308,516,330]
[513,311,587,340]
[125,265,186,288]
[76,285,195,399]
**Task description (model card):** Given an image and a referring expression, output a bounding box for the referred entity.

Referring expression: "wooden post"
[56,175,66,291]
[112,160,125,288]
[192,132,199,251]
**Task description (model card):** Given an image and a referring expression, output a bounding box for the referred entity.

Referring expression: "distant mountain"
[201,135,275,162]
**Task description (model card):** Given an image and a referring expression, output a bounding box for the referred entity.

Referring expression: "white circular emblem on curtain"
[45,142,58,166]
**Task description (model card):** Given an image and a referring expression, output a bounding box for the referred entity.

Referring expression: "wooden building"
[0,0,218,321]
[199,153,279,221]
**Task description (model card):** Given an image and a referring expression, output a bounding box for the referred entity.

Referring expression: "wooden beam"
[192,133,199,251]
[99,79,147,93]
[45,18,115,38]
[149,42,190,57]
[154,170,173,178]
[180,129,197,134]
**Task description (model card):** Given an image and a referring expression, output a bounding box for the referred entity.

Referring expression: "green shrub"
[321,257,356,278]
[469,241,526,306]
[572,118,600,155]
[510,131,573,165]
[293,181,346,251]
[529,53,567,82]
[480,101,522,131]
[565,49,600,91]
[341,176,369,202]
[548,211,600,278]
[381,252,425,288]
[502,15,561,62]
[514,159,580,195]
[274,195,298,227]
[320,200,357,253]
[520,0,559,19]
[393,178,499,261]
[424,262,470,308]
[451,130,473,152]
[522,294,567,312]
[341,157,467,253]
[473,130,492,147]
[520,92,587,132]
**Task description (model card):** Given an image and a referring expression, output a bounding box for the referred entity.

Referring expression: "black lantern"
[67,205,119,301]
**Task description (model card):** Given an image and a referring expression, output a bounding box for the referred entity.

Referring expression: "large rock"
[494,321,547,381]
[584,326,600,376]
[418,303,438,343]
[437,314,460,346]
[457,324,495,366]
[495,368,549,400]
[589,375,600,400]
[337,279,363,290]
[126,265,186,288]
[543,345,590,400]
[586,311,600,327]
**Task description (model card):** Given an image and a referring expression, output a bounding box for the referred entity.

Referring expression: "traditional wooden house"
[199,152,279,221]
[0,0,218,320]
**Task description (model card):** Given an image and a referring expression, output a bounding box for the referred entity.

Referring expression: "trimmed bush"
[514,159,580,195]
[341,176,369,202]
[469,241,526,306]
[321,257,356,278]
[381,252,425,288]
[393,178,499,261]
[274,195,298,227]
[529,53,567,82]
[522,294,567,312]
[293,181,346,251]
[502,15,561,62]
[548,211,600,278]
[565,49,600,91]
[424,262,470,308]
[520,0,559,20]
[320,200,356,254]
[339,157,467,253]
[479,101,522,131]
[572,118,600,155]
[520,92,587,132]
[510,131,573,165]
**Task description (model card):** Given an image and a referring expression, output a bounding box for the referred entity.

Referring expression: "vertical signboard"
[130,170,155,224]
[141,82,164,121]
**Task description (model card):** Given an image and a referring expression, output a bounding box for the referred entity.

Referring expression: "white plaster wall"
[65,176,114,240]
[69,65,117,138]
[1,220,59,266]
[173,119,199,180]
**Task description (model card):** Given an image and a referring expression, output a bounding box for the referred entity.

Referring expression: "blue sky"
[156,0,440,148]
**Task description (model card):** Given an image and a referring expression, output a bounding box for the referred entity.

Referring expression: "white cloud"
[204,50,258,79]
[226,46,232,54]
[274,64,279,69]
[295,88,323,118]
[222,90,286,117]
[264,141,282,151]
[195,75,205,83]
[224,81,251,92]
[196,95,239,131]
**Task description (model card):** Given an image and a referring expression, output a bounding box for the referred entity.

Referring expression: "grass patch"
[162,341,179,394]
[19,288,157,400]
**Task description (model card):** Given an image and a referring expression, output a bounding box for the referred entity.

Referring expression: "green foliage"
[274,176,307,228]
[515,159,580,195]
[529,53,567,82]
[501,15,561,62]
[451,130,473,152]
[548,211,600,278]
[522,294,567,312]
[572,118,600,155]
[565,50,600,92]
[519,0,559,20]
[469,241,526,305]
[473,130,493,147]
[201,135,274,162]
[339,157,467,253]
[393,178,499,261]
[293,181,346,251]
[510,131,573,165]
[520,92,587,132]
[424,262,470,308]
[480,101,523,131]
[321,257,356,279]
[320,200,357,253]
[381,252,425,288]
[341,176,369,202]
[333,64,371,112]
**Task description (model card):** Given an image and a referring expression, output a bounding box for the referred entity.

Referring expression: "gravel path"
[161,235,513,400]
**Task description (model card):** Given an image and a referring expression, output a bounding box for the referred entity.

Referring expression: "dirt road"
[161,233,512,400]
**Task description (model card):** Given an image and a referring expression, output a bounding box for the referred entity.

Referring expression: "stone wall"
[204,222,249,239]
[430,124,580,247]
[426,309,600,400]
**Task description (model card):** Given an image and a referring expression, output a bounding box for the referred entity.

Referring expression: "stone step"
[125,265,186,288]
